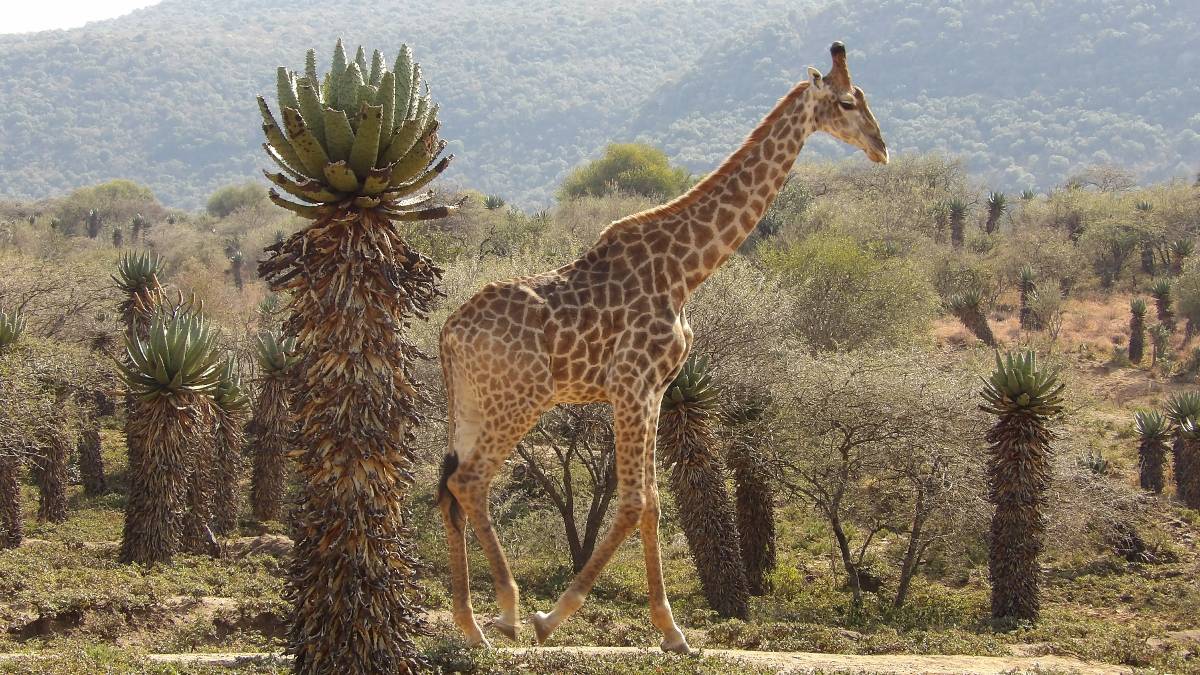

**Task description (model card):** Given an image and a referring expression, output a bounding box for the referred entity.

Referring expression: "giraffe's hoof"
[490,616,520,642]
[465,633,493,650]
[660,634,691,655]
[531,611,554,645]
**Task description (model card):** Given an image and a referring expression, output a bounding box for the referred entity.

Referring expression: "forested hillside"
[0,0,1196,208]
[633,0,1200,189]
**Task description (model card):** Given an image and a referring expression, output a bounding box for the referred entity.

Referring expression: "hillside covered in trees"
[0,0,1196,209]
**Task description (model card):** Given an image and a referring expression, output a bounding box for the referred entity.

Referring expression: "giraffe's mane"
[595,80,813,242]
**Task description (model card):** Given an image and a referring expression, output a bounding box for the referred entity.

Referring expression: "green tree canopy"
[206,182,268,218]
[558,143,691,201]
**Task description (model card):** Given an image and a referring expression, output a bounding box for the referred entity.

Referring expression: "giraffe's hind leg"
[448,415,542,643]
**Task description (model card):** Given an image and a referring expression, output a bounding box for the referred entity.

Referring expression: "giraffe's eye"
[838,100,855,111]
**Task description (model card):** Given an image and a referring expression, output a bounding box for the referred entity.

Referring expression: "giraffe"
[436,42,888,653]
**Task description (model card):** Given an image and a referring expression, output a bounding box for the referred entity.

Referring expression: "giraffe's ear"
[807,66,824,89]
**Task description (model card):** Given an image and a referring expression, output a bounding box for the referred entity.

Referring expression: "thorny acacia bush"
[0,337,107,459]
[764,350,990,606]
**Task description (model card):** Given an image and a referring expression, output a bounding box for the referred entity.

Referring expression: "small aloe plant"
[0,310,26,350]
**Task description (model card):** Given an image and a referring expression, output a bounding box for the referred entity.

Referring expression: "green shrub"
[559,143,691,201]
[762,234,936,350]
[205,182,268,217]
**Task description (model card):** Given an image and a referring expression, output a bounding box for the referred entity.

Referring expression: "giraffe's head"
[805,42,889,164]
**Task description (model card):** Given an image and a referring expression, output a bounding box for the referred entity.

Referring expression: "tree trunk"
[829,509,862,609]
[1129,315,1145,364]
[181,430,220,556]
[0,453,22,549]
[1176,437,1200,509]
[893,496,926,609]
[261,210,436,673]
[122,393,210,565]
[78,419,106,497]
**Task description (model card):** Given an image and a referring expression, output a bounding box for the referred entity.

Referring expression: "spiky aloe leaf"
[255,330,299,375]
[1134,410,1170,441]
[980,351,1064,417]
[214,358,251,414]
[662,354,720,414]
[323,161,361,193]
[348,104,384,179]
[322,107,355,162]
[282,107,331,177]
[0,309,25,349]
[117,312,223,402]
[113,251,164,294]
[296,80,326,147]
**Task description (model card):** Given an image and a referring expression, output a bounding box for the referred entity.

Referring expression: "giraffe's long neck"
[632,82,816,295]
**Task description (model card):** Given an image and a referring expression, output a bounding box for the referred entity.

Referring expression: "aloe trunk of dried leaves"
[259,210,441,674]
[725,433,776,596]
[953,305,997,347]
[986,409,1052,623]
[212,408,247,535]
[1176,437,1200,509]
[0,453,22,548]
[659,406,750,619]
[181,418,220,556]
[33,434,69,524]
[1129,313,1146,364]
[78,416,106,496]
[118,284,164,563]
[1139,439,1168,494]
[250,376,291,523]
[123,392,212,565]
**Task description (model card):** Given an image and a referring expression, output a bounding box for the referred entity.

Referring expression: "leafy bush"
[205,182,268,218]
[762,234,936,350]
[559,143,691,201]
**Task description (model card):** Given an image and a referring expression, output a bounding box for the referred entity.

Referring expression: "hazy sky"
[3,0,161,34]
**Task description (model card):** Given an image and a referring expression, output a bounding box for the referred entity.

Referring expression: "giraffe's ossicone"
[436,41,888,653]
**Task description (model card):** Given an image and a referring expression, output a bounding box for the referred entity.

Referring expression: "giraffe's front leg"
[639,454,690,654]
[532,391,659,646]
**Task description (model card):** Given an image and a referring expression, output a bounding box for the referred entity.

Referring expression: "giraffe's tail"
[437,340,465,530]
[437,452,463,529]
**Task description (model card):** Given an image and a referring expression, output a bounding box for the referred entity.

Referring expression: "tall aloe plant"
[1134,410,1170,494]
[250,331,296,523]
[981,351,1063,624]
[212,359,251,536]
[113,252,167,563]
[659,355,750,619]
[256,41,457,673]
[117,312,223,564]
[1165,392,1200,509]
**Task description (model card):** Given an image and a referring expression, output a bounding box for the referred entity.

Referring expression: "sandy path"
[118,647,1132,673]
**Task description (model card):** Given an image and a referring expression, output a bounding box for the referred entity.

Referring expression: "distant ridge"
[0,0,1194,209]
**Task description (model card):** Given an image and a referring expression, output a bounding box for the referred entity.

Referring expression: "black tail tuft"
[436,453,464,529]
